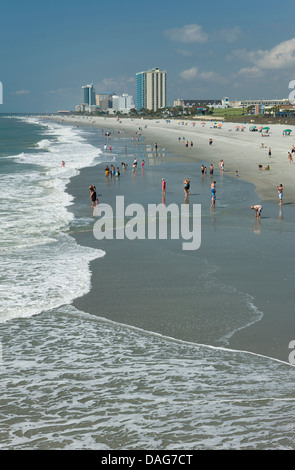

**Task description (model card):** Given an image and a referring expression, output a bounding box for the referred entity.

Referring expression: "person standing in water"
[89,185,97,209]
[276,184,283,205]
[183,178,190,196]
[162,178,166,194]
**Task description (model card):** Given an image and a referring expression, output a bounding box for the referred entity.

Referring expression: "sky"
[1,0,295,113]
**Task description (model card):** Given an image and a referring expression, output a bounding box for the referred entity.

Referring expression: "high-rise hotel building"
[136,67,166,111]
[82,83,96,106]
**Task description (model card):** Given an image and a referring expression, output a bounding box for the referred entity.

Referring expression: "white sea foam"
[0,118,105,323]
[0,305,294,450]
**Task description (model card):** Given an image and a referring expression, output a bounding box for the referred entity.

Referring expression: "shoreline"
[46,114,295,206]
[52,114,295,364]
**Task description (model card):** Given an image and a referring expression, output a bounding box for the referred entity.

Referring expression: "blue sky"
[1,0,295,112]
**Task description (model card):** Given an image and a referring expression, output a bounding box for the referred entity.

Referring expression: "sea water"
[0,116,295,450]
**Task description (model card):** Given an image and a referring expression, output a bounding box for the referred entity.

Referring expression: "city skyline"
[1,0,295,113]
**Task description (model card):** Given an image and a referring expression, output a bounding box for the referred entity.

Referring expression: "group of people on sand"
[259,144,295,169]
[258,164,270,171]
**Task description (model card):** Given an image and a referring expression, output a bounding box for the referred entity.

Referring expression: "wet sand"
[56,116,295,362]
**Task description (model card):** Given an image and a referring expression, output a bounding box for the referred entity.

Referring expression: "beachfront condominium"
[112,94,135,113]
[82,83,96,106]
[136,67,166,112]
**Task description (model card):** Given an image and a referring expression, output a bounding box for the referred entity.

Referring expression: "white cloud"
[180,67,225,83]
[251,38,295,69]
[237,66,264,78]
[164,24,208,44]
[180,67,199,80]
[94,76,135,94]
[164,24,243,46]
[231,38,295,70]
[214,26,243,44]
[10,89,30,95]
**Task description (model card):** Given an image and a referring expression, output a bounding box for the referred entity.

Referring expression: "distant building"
[228,98,289,108]
[96,92,115,110]
[222,97,229,107]
[75,104,86,113]
[182,99,222,107]
[82,84,96,106]
[136,67,166,111]
[173,99,184,107]
[112,94,135,113]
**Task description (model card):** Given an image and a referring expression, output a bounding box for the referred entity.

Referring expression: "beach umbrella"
[262,127,270,130]
[284,129,292,132]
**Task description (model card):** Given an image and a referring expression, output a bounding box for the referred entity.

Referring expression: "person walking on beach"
[288,152,293,163]
[162,178,166,194]
[219,159,224,172]
[268,147,271,158]
[209,138,213,145]
[276,184,283,205]
[251,204,263,220]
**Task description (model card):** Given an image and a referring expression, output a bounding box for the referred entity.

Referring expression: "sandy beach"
[50,114,295,204]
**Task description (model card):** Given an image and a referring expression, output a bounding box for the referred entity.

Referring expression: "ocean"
[0,116,295,450]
